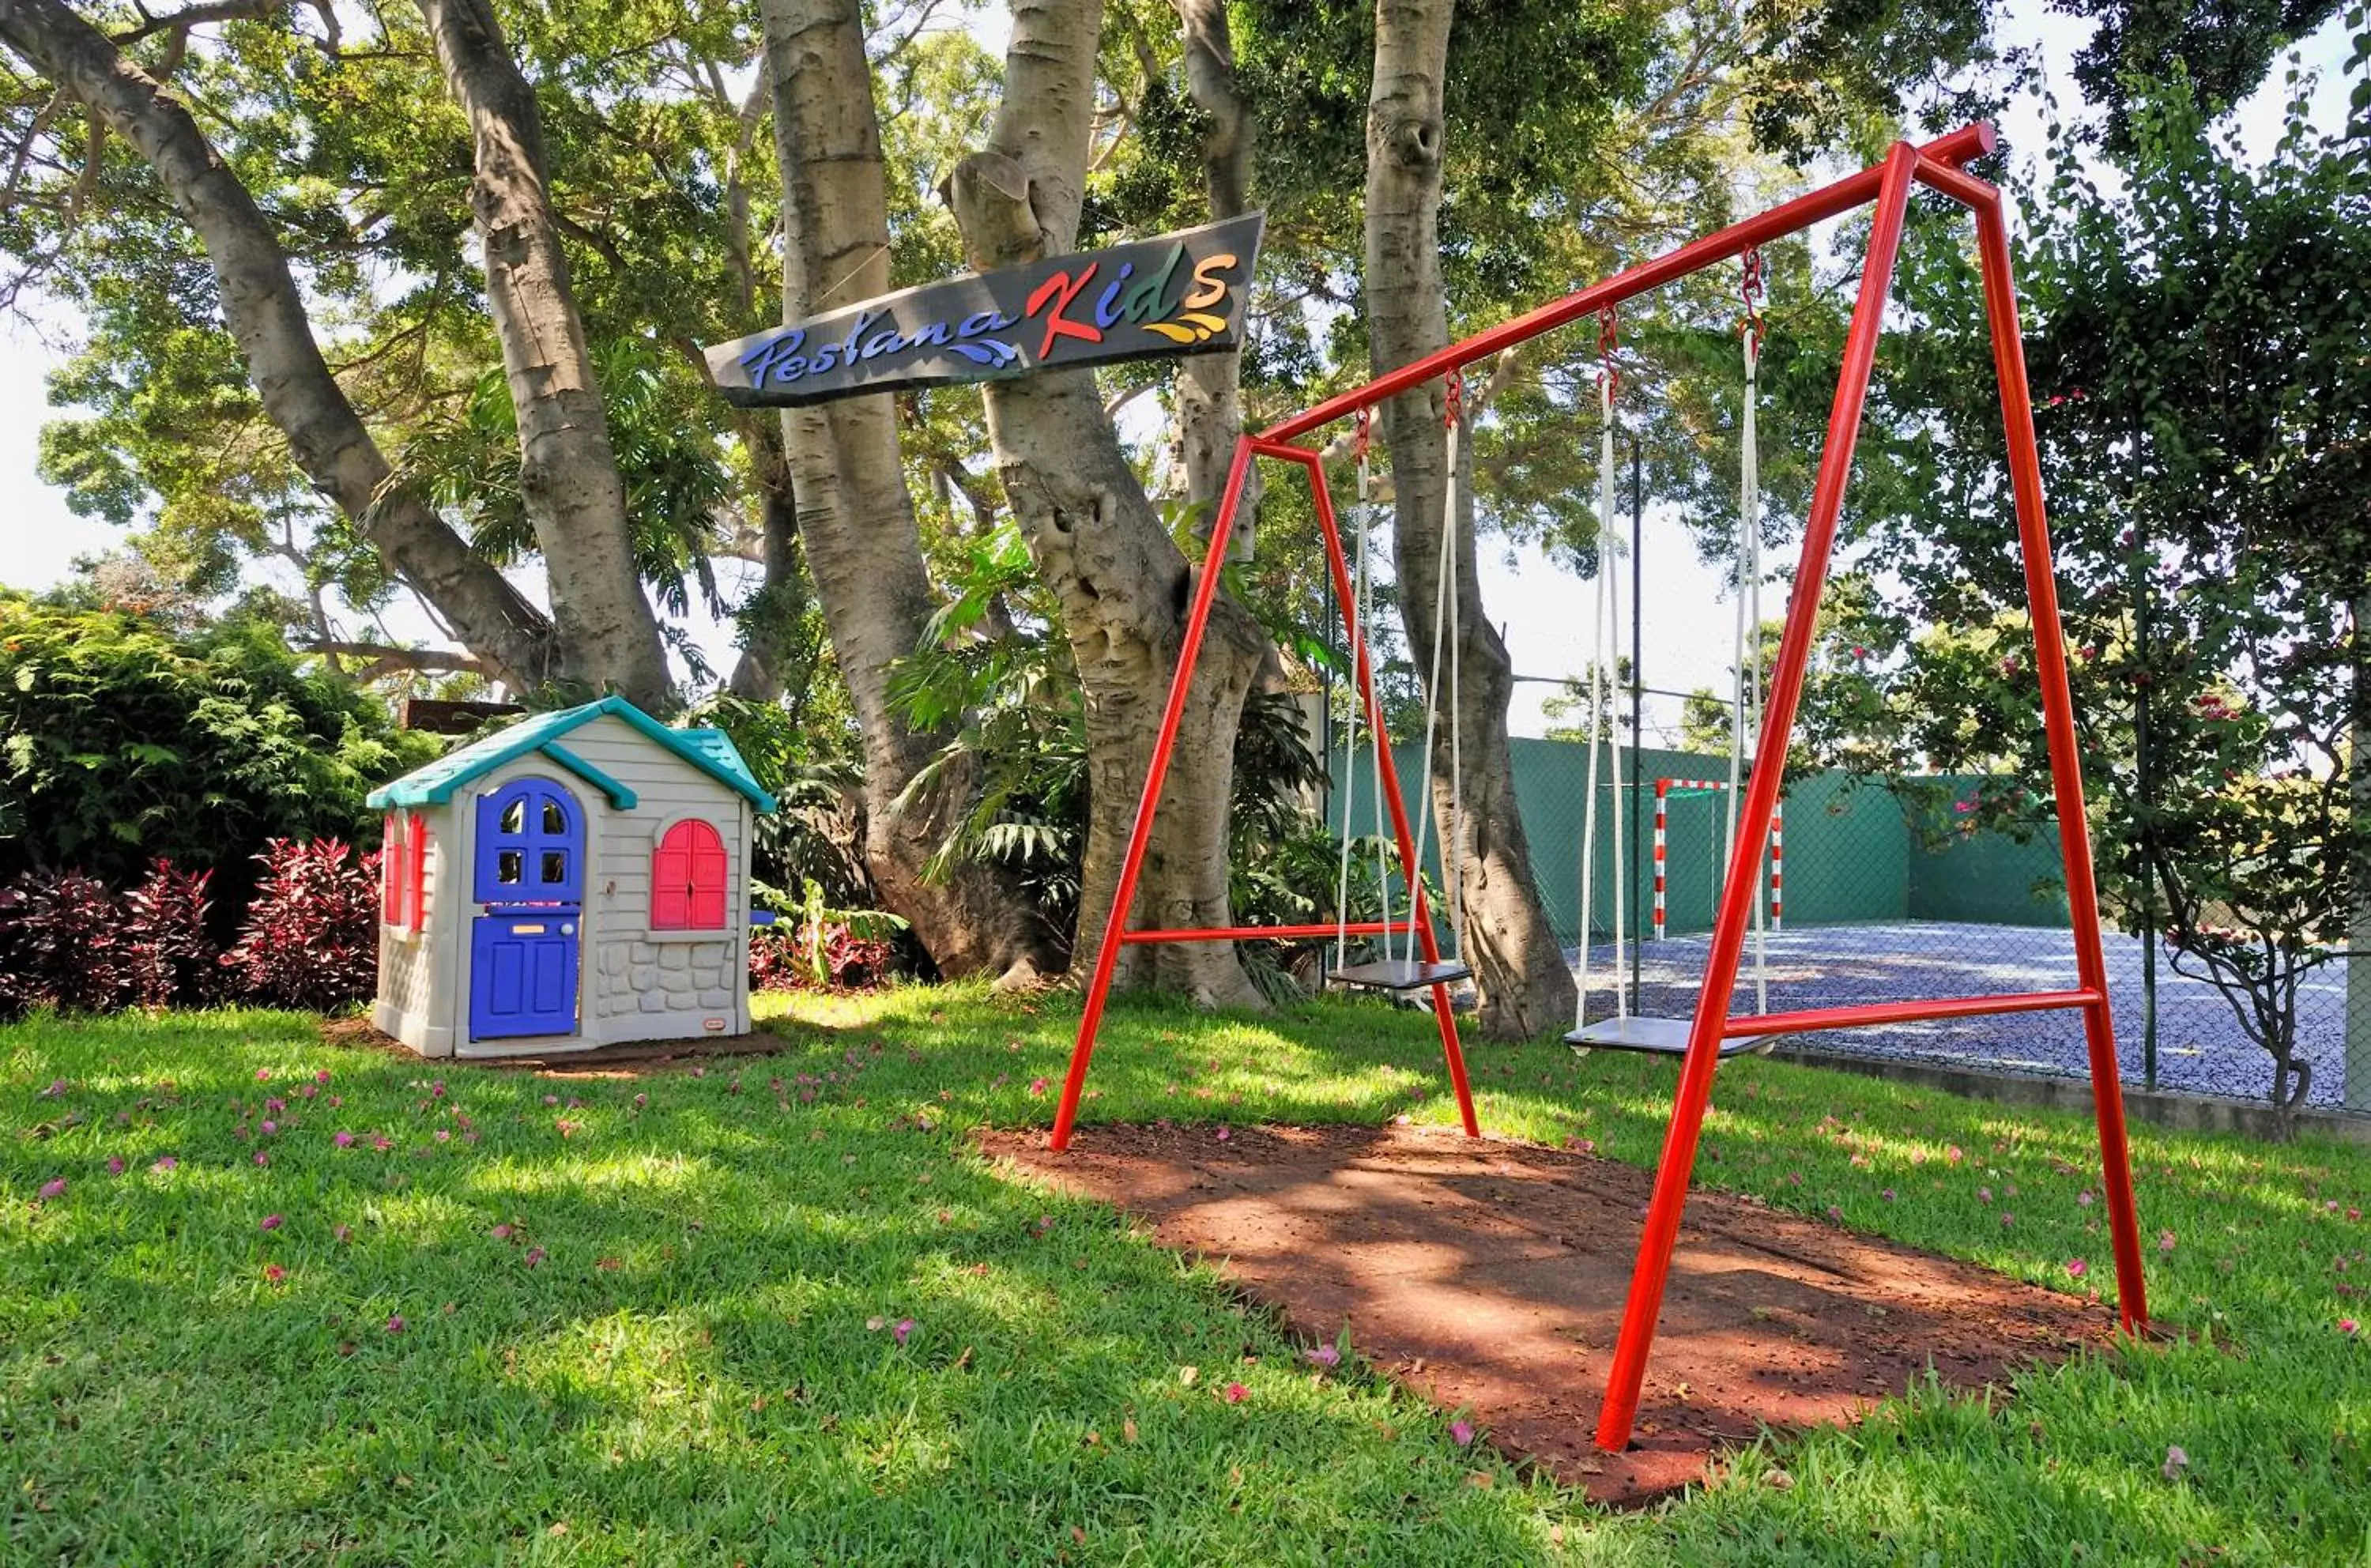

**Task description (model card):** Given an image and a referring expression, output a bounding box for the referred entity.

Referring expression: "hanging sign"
[703,213,1263,408]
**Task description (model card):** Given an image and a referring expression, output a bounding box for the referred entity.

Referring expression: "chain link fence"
[1333,737,2364,1116]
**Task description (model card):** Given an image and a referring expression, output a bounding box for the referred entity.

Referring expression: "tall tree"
[756,0,1062,982]
[0,0,563,692]
[946,0,1269,1005]
[411,0,673,710]
[1364,0,1574,1036]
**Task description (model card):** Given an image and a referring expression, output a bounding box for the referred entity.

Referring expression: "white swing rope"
[1333,412,1394,974]
[1575,312,1628,1031]
[1727,250,1771,1016]
[1404,375,1469,967]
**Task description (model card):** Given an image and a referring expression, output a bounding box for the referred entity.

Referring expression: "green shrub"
[0,597,436,905]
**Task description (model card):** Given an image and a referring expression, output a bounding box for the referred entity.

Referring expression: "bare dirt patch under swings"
[978,1121,2114,1506]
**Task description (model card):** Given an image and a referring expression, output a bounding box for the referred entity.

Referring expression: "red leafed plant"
[123,858,218,1008]
[747,922,897,993]
[221,839,380,1011]
[0,870,130,1015]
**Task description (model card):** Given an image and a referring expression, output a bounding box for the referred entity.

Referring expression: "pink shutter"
[406,819,431,928]
[687,823,728,929]
[651,823,693,929]
[381,812,404,924]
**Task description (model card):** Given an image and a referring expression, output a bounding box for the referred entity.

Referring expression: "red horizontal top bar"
[1721,986,2099,1038]
[1258,122,1996,444]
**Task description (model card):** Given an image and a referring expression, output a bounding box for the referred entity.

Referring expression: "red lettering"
[1025,264,1104,359]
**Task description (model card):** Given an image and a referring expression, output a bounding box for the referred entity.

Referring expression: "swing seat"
[1330,957,1472,992]
[1564,1014,1779,1058]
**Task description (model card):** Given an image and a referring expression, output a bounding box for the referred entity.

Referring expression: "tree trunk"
[0,0,560,692]
[1170,0,1257,548]
[948,0,1266,1007]
[1366,0,1575,1038]
[726,419,809,702]
[414,0,673,713]
[759,0,1063,983]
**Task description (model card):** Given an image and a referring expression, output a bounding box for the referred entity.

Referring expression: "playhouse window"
[651,819,728,929]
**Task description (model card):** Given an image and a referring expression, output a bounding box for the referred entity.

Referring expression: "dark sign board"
[402,697,526,734]
[703,213,1263,408]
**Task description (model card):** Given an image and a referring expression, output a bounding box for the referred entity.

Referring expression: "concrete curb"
[1768,1045,2371,1147]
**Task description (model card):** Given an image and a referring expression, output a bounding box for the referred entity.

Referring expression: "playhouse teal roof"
[365,696,776,814]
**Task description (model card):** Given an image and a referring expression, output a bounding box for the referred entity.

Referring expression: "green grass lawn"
[2,988,2365,1565]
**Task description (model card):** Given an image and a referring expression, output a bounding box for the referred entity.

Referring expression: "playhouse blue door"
[469,778,582,1040]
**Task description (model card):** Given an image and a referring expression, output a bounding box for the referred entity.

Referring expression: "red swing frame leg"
[1047,439,1480,1154]
[1963,179,2150,1338]
[1593,142,2149,1451]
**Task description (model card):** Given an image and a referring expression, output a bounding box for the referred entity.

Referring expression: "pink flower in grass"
[334,1131,355,1149]
[1305,1344,1340,1370]
[2066,1258,2088,1280]
[1946,1146,1964,1166]
[1881,1189,1897,1203]
[1827,1205,1844,1222]
[1221,1381,1249,1404]
[37,1178,66,1200]
[2338,1318,2358,1336]
[254,1069,272,1083]
[522,1247,546,1269]
[491,1223,516,1242]
[1979,1186,1993,1204]
[315,1069,332,1085]
[260,1120,277,1136]
[2159,1229,2177,1253]
[386,1314,405,1333]
[259,1213,284,1231]
[253,1151,270,1168]
[152,1156,177,1174]
[263,1263,287,1287]
[2001,1212,2015,1229]
[893,1317,915,1347]
[334,1224,352,1243]
[106,1157,125,1176]
[1028,1078,1049,1097]
[1449,1419,1476,1446]
[2078,1189,2094,1208]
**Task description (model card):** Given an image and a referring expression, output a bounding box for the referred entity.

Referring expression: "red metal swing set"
[1046,122,2150,1454]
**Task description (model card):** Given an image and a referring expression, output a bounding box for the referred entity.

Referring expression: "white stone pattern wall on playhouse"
[597,937,738,1017]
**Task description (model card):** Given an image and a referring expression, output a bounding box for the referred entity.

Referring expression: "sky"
[0,0,2356,735]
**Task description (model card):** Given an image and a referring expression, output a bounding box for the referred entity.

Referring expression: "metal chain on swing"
[1740,244,1766,363]
[1733,246,1772,1012]
[1577,307,1627,1027]
[1434,369,1468,963]
[1335,406,1386,975]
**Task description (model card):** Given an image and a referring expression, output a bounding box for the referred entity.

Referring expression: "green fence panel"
[1325,736,2056,945]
